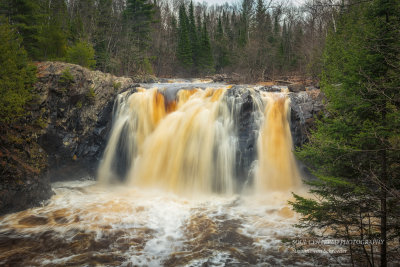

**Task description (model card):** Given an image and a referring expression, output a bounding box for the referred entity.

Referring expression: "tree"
[198,15,214,74]
[124,0,155,49]
[0,18,36,124]
[238,0,253,47]
[66,41,96,69]
[188,1,199,69]
[1,0,44,59]
[94,0,113,72]
[214,16,230,72]
[39,0,69,60]
[255,0,266,44]
[177,4,192,69]
[123,0,155,74]
[290,0,400,266]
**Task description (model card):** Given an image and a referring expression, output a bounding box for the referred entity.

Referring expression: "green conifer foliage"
[66,41,96,69]
[198,15,214,74]
[40,0,69,60]
[214,16,230,71]
[124,0,155,51]
[290,0,400,265]
[0,19,36,123]
[238,0,253,47]
[94,0,113,72]
[1,0,44,59]
[177,4,192,68]
[188,1,199,68]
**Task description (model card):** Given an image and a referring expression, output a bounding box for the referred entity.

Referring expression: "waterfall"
[1,81,307,267]
[255,92,301,191]
[98,83,301,194]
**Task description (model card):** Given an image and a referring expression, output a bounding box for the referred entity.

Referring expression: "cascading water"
[99,86,237,194]
[0,81,312,267]
[256,92,301,191]
[99,83,301,194]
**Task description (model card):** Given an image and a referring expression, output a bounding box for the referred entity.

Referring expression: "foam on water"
[0,180,314,266]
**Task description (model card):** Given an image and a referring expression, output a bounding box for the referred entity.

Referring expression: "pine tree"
[40,0,68,60]
[177,4,192,69]
[214,16,230,71]
[124,0,155,51]
[0,18,36,124]
[188,1,199,69]
[198,14,214,74]
[238,0,253,47]
[94,0,113,72]
[1,0,44,59]
[255,0,266,43]
[290,0,400,265]
[122,0,156,74]
[66,41,96,69]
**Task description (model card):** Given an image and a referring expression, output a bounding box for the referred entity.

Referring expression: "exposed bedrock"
[34,62,137,181]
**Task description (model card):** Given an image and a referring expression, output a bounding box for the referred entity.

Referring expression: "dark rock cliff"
[35,62,135,181]
[289,89,325,147]
[225,86,264,187]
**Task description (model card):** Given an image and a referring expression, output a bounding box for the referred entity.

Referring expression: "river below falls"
[0,179,328,267]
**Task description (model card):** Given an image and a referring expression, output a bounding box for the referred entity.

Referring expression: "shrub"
[113,82,122,91]
[59,68,74,85]
[87,86,95,99]
[65,41,96,69]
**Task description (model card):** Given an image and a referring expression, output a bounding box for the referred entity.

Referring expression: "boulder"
[288,83,306,93]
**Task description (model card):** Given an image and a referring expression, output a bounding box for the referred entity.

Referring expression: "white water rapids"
[0,180,312,266]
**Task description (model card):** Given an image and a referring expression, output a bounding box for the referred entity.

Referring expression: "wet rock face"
[35,62,136,181]
[0,112,53,215]
[289,90,325,147]
[225,86,264,187]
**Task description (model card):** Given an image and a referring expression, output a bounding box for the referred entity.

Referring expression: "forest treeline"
[0,0,333,81]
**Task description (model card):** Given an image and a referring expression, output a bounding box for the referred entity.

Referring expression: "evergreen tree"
[0,18,36,123]
[177,4,192,69]
[1,0,44,59]
[290,0,400,265]
[94,0,113,72]
[124,0,155,51]
[198,15,214,74]
[255,0,266,43]
[188,1,199,69]
[40,0,68,60]
[214,16,230,71]
[238,0,253,47]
